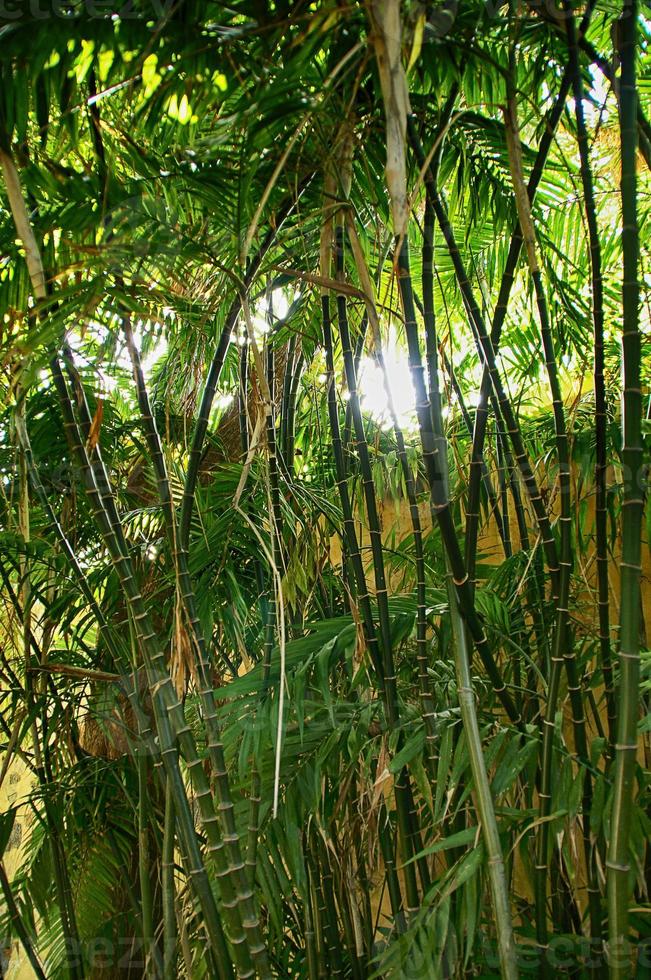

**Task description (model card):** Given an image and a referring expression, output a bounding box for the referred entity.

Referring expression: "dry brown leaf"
[86,399,104,452]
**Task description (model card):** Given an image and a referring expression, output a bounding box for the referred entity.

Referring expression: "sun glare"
[358,329,417,431]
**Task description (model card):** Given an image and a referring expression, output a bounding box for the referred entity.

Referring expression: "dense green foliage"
[0,2,649,977]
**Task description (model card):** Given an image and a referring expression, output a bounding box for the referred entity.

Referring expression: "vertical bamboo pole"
[122,316,272,976]
[0,144,244,980]
[397,238,518,980]
[162,780,177,980]
[607,2,643,974]
[503,74,601,961]
[564,0,616,746]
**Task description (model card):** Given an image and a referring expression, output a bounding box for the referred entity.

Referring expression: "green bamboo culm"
[396,237,518,980]
[162,779,177,980]
[122,304,273,978]
[564,0,616,748]
[0,146,245,980]
[137,751,157,979]
[503,67,602,964]
[607,1,643,975]
[334,221,424,911]
[74,322,268,979]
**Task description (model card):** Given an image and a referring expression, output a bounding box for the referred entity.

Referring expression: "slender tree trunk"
[607,3,643,974]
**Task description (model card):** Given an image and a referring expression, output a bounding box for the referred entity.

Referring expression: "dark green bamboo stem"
[303,851,320,980]
[418,303,508,554]
[564,2,612,961]
[238,331,250,456]
[321,291,412,923]
[416,141,555,602]
[496,433,512,562]
[181,307,231,546]
[524,0,651,169]
[284,350,305,473]
[504,67,602,958]
[314,833,345,979]
[279,332,297,466]
[396,237,517,979]
[138,751,157,978]
[564,1,616,746]
[121,316,271,975]
[377,801,406,936]
[452,4,598,583]
[335,292,396,706]
[306,857,328,978]
[347,775,374,958]
[409,143,561,601]
[307,845,330,972]
[397,242,521,727]
[412,77,573,585]
[245,299,285,883]
[321,294,384,685]
[376,345,439,782]
[334,223,424,911]
[53,367,237,978]
[264,296,286,554]
[162,778,177,980]
[342,321,368,464]
[607,3,643,974]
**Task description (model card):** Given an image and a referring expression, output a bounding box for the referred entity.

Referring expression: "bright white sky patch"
[358,328,417,431]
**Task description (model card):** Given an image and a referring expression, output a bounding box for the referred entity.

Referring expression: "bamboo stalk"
[525,0,651,170]
[416,294,509,554]
[455,4,598,581]
[564,0,616,746]
[314,832,345,979]
[279,332,297,466]
[334,223,425,911]
[162,779,177,980]
[122,312,272,975]
[563,3,613,964]
[320,289,409,925]
[244,294,285,883]
[16,389,160,763]
[0,145,246,979]
[607,2,643,974]
[53,365,238,978]
[374,343,439,783]
[413,74,572,576]
[398,242,522,727]
[503,73,602,966]
[410,152,561,599]
[138,751,157,978]
[9,307,85,980]
[303,851,320,980]
[377,801,407,936]
[396,239,518,980]
[65,354,263,972]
